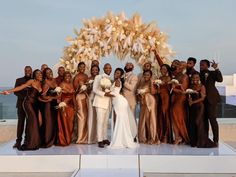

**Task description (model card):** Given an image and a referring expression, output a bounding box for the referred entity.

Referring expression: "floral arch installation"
[57,12,174,75]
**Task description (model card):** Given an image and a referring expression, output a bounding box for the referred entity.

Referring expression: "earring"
[198,80,201,84]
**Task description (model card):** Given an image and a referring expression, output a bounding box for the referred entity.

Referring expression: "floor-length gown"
[158,80,173,143]
[87,87,97,144]
[109,82,138,148]
[138,83,159,144]
[189,87,216,148]
[22,87,41,150]
[57,92,75,146]
[74,91,88,144]
[40,87,57,147]
[171,74,189,144]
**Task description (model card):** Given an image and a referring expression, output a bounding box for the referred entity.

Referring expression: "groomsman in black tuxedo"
[13,66,32,148]
[186,57,199,79]
[55,66,65,86]
[200,59,223,146]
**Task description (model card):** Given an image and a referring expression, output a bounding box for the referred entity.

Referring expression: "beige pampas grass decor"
[57,11,175,74]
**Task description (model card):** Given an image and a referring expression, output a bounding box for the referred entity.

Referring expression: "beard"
[170,67,177,72]
[25,75,32,80]
[124,67,133,72]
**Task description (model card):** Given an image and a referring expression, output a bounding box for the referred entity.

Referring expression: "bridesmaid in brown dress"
[171,62,190,145]
[73,62,89,144]
[39,68,58,148]
[137,70,160,145]
[188,73,217,148]
[87,65,100,144]
[1,69,43,150]
[157,64,173,144]
[57,72,75,146]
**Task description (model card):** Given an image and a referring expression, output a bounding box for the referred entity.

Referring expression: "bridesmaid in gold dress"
[171,62,190,145]
[57,72,75,146]
[87,65,100,144]
[137,70,160,144]
[73,62,89,144]
[157,64,173,144]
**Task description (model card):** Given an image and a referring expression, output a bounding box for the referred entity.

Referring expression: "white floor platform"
[72,169,141,177]
[0,141,236,174]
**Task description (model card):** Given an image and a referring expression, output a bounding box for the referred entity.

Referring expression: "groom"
[93,63,114,148]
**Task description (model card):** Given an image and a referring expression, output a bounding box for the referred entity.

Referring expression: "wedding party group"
[0,51,223,151]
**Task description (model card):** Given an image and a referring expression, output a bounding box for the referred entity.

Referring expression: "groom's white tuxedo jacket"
[92,73,111,109]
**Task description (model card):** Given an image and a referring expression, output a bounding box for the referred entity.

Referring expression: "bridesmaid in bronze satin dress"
[157,64,173,144]
[73,62,89,144]
[138,70,160,144]
[87,65,100,144]
[188,73,217,148]
[57,72,75,146]
[171,62,190,145]
[1,69,43,150]
[40,68,58,148]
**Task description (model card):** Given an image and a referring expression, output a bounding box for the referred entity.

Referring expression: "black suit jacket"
[14,77,30,108]
[200,69,223,105]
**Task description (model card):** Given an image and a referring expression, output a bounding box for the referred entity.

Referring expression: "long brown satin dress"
[171,73,189,144]
[189,86,216,148]
[23,87,41,150]
[40,87,57,147]
[74,89,89,144]
[158,76,173,143]
[138,82,159,144]
[57,92,75,146]
[87,82,97,144]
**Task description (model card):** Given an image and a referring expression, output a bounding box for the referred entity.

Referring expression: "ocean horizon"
[1,86,236,120]
[0,87,17,119]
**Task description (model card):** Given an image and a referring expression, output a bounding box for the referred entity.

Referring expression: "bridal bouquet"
[154,79,163,86]
[100,77,112,92]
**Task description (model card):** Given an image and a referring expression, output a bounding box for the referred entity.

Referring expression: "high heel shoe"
[174,137,182,145]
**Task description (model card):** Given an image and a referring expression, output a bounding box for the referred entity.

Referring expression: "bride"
[109,68,138,148]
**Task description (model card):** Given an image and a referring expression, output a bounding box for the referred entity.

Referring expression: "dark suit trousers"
[16,102,26,143]
[205,100,219,143]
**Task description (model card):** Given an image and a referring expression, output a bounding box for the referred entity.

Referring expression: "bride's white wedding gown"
[109,82,138,148]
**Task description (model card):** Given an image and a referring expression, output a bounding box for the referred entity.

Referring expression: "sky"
[0,0,236,86]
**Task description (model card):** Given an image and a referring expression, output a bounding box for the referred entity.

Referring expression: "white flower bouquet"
[88,80,94,84]
[154,79,163,86]
[170,79,179,85]
[185,89,197,94]
[56,102,67,110]
[80,85,87,91]
[137,88,147,95]
[53,87,62,94]
[100,77,112,92]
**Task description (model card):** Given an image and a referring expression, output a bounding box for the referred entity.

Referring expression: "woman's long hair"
[161,64,172,78]
[42,67,52,85]
[114,68,125,93]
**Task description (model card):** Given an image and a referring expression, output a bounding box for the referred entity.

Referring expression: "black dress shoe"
[13,142,21,149]
[19,144,39,151]
[98,141,104,148]
[103,140,110,146]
